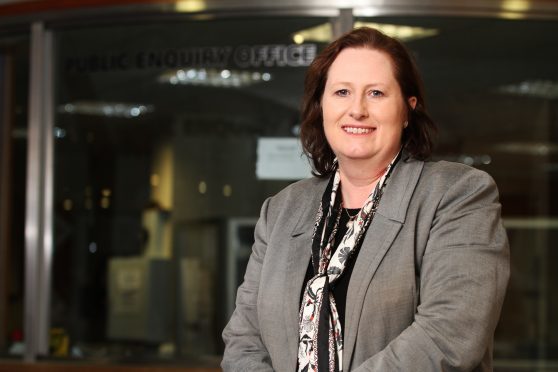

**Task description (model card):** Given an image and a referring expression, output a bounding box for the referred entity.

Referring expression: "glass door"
[0,34,29,359]
[353,15,558,367]
[50,15,332,364]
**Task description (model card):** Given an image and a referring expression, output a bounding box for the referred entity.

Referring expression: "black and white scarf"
[297,151,401,372]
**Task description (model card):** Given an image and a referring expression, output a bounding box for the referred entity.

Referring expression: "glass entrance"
[51,16,329,363]
[353,15,558,366]
[0,34,29,359]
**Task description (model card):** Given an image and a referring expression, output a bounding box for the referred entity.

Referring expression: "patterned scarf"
[297,151,401,372]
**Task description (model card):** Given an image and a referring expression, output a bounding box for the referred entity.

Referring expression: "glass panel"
[51,17,329,364]
[354,16,558,369]
[0,34,29,358]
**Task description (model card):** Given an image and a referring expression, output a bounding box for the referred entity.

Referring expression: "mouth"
[341,125,375,135]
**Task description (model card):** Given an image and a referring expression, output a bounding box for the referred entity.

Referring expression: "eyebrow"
[327,81,387,88]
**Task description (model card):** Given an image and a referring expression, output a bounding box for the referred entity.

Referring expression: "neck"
[338,158,390,209]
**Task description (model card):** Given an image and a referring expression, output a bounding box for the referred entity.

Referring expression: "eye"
[335,89,349,97]
[369,89,384,97]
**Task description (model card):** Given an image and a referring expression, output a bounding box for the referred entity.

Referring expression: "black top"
[300,208,362,331]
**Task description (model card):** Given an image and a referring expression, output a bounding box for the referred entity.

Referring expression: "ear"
[408,96,417,110]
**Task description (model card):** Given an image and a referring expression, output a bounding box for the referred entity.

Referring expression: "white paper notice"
[256,138,312,180]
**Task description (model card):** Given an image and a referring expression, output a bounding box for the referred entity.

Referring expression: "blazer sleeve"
[221,197,275,372]
[353,169,510,371]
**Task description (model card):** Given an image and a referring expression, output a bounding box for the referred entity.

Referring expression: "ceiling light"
[291,22,439,44]
[497,80,558,99]
[293,34,305,45]
[291,23,333,44]
[498,12,527,19]
[220,69,231,79]
[57,101,154,118]
[354,22,439,42]
[54,127,66,139]
[498,1,531,19]
[493,142,558,156]
[158,68,272,88]
[501,0,530,12]
[434,154,492,166]
[175,0,206,12]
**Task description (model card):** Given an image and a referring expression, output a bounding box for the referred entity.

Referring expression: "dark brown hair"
[300,27,437,177]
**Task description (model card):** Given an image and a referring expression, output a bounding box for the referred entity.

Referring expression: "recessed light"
[57,101,154,118]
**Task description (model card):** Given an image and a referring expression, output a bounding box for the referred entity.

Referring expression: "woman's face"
[322,47,416,168]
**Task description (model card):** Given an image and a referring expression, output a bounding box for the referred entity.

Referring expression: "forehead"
[326,47,396,82]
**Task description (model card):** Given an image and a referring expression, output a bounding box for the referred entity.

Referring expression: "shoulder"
[420,160,497,190]
[416,159,500,207]
[257,177,326,228]
[421,159,489,178]
[267,177,326,209]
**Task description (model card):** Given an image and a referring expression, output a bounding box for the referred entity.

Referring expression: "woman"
[222,27,509,372]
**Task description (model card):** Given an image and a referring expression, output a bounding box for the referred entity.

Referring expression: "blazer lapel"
[342,157,424,371]
[283,178,328,370]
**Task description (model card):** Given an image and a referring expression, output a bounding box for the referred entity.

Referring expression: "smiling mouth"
[342,126,374,134]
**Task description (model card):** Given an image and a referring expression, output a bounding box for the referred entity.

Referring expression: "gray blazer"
[222,156,510,371]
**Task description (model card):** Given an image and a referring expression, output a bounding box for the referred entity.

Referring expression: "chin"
[340,153,375,161]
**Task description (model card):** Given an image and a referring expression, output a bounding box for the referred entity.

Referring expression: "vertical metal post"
[332,8,354,38]
[41,26,55,359]
[24,21,54,361]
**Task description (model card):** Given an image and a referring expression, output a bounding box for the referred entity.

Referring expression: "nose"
[349,95,368,119]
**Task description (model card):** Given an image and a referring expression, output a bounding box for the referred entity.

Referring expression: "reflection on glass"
[0,35,29,358]
[44,13,558,369]
[355,15,558,368]
[51,17,328,364]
